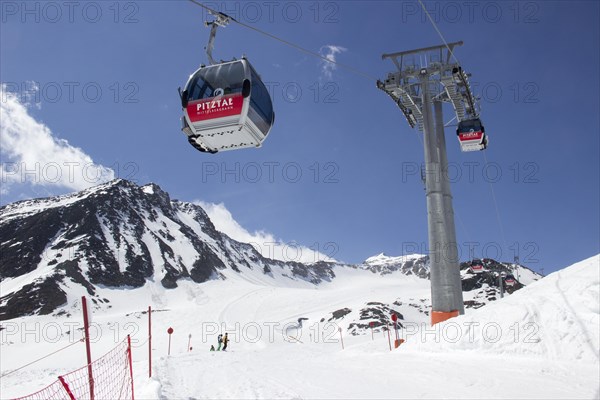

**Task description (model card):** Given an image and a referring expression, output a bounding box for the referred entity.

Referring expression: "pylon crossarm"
[382,41,464,72]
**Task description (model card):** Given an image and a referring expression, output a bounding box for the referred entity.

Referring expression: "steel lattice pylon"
[378,41,479,325]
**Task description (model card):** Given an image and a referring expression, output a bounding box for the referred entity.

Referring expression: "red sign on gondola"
[187,94,244,122]
[459,131,483,141]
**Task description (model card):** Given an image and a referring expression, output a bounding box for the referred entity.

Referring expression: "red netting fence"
[12,336,134,400]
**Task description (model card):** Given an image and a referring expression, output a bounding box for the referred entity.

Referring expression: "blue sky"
[1,1,598,275]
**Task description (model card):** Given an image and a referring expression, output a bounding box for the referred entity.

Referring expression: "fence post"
[167,328,174,356]
[58,376,76,400]
[127,335,135,400]
[387,323,392,351]
[81,296,95,400]
[148,306,152,378]
[392,314,401,348]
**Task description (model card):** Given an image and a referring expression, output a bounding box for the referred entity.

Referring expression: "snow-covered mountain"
[0,180,342,320]
[362,253,430,278]
[0,179,541,321]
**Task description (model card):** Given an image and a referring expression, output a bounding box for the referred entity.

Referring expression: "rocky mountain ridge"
[0,180,540,320]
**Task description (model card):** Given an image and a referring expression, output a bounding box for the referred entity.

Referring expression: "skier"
[217,334,223,351]
[222,333,229,351]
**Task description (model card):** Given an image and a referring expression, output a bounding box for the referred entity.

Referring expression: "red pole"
[187,334,192,352]
[167,327,173,356]
[391,314,399,348]
[370,322,374,341]
[81,296,95,400]
[127,335,135,400]
[387,324,392,351]
[338,327,344,350]
[58,376,76,400]
[148,306,152,378]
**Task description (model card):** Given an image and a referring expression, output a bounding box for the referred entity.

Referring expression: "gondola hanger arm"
[204,11,233,65]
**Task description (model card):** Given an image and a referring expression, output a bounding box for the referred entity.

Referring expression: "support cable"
[417,0,461,65]
[188,0,377,81]
[483,150,509,255]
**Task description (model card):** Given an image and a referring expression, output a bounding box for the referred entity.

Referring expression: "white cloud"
[320,45,347,79]
[195,201,337,264]
[0,83,114,195]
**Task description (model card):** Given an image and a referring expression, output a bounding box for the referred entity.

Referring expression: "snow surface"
[1,255,598,399]
[410,255,600,363]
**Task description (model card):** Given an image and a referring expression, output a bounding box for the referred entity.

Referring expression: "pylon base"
[431,310,459,326]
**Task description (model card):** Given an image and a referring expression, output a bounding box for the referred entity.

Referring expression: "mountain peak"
[141,183,158,194]
[0,180,338,319]
[364,253,427,265]
[361,253,430,279]
[365,252,387,262]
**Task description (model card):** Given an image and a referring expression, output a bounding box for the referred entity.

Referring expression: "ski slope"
[1,255,598,399]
